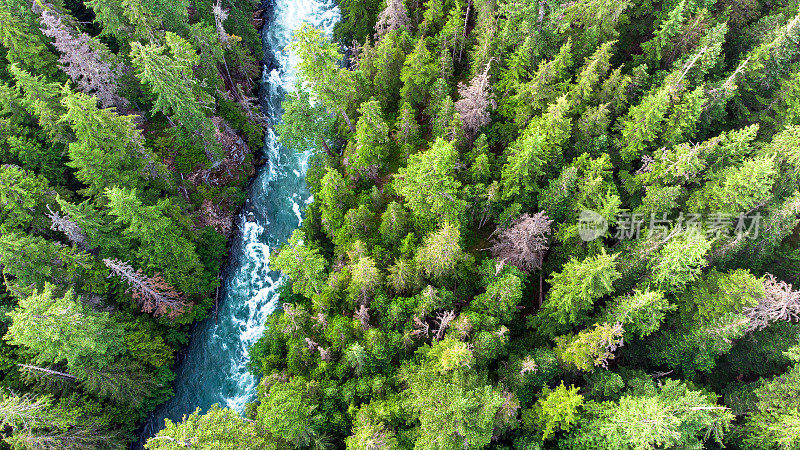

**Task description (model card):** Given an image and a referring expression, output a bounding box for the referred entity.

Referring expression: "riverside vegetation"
[153,0,800,447]
[3,0,800,448]
[0,0,266,446]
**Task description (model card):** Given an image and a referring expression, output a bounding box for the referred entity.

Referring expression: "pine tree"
[290,24,361,133]
[86,0,189,43]
[555,322,625,372]
[0,232,94,291]
[604,289,673,338]
[317,168,355,238]
[567,379,733,448]
[8,64,69,142]
[347,97,391,177]
[401,339,506,449]
[257,378,315,447]
[0,391,123,449]
[271,230,328,299]
[277,88,336,156]
[131,32,220,161]
[538,249,620,328]
[0,164,53,233]
[534,382,584,440]
[105,187,203,293]
[61,87,165,195]
[146,405,276,449]
[400,38,438,107]
[0,0,58,76]
[415,222,472,282]
[5,284,125,373]
[395,138,467,230]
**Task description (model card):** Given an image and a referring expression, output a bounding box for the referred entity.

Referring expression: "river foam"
[140,0,339,438]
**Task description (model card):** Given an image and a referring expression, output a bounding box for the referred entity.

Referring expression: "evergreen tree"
[394,138,467,230]
[131,32,220,161]
[146,404,276,449]
[105,187,203,294]
[5,284,125,373]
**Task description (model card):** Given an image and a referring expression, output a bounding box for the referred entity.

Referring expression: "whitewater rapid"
[141,0,339,436]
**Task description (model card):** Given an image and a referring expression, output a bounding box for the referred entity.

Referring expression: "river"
[140,0,340,439]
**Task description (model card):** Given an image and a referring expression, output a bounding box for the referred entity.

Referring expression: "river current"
[141,0,339,438]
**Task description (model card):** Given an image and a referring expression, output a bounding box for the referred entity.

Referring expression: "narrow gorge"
[142,0,340,436]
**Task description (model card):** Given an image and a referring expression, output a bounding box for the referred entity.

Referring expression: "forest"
[0,0,267,446]
[3,0,800,448]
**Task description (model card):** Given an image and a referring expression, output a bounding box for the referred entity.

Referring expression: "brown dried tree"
[374,0,410,38]
[38,8,127,108]
[103,259,188,319]
[411,315,430,339]
[212,0,230,45]
[433,310,456,341]
[454,62,496,138]
[45,205,87,250]
[744,274,800,331]
[355,304,371,330]
[313,312,328,328]
[490,212,552,272]
[519,356,538,375]
[281,302,303,333]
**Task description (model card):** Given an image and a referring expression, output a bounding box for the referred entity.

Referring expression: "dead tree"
[281,303,303,333]
[454,62,496,139]
[103,259,188,319]
[744,274,800,331]
[355,305,371,330]
[490,212,552,272]
[212,0,230,45]
[434,310,456,341]
[519,357,538,375]
[45,205,87,250]
[38,8,126,108]
[374,0,410,38]
[18,364,76,381]
[411,315,430,339]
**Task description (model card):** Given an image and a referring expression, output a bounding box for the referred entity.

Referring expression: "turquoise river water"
[141,0,339,438]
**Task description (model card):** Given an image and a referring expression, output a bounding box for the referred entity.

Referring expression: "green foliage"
[414,222,473,282]
[257,378,315,446]
[566,379,733,449]
[534,382,584,440]
[401,339,507,449]
[538,250,620,327]
[394,138,468,231]
[604,289,674,338]
[272,230,328,300]
[8,0,800,446]
[147,404,276,449]
[555,322,625,372]
[106,187,204,294]
[743,364,800,449]
[5,284,125,373]
[131,32,219,159]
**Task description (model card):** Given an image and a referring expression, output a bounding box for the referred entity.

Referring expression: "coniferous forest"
[3,0,800,448]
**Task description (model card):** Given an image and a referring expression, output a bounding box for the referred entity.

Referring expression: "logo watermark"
[579,211,762,242]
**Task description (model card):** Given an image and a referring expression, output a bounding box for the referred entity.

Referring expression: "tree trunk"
[459,0,473,62]
[18,364,76,380]
[538,274,543,308]
[341,109,356,133]
[320,137,336,157]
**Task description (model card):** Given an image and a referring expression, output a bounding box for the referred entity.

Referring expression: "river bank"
[138,0,340,445]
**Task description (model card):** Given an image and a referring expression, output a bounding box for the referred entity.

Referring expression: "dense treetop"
[0,0,264,446]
